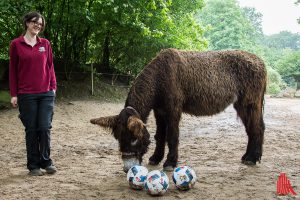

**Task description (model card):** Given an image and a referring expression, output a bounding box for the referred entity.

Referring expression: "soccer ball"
[172,166,197,190]
[126,165,148,190]
[144,170,169,196]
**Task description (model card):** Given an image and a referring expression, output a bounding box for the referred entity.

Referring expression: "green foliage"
[0,0,34,59]
[197,0,255,50]
[266,67,285,94]
[246,45,287,68]
[1,0,298,97]
[196,0,296,94]
[275,50,300,85]
[90,0,207,76]
[0,90,10,107]
[267,82,281,94]
[0,0,207,76]
[263,31,300,50]
[241,7,264,44]
[55,79,129,102]
[164,13,208,50]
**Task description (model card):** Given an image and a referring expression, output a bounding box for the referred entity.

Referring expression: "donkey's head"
[90,106,150,172]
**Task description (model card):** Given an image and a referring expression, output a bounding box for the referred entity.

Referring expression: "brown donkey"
[91,48,267,172]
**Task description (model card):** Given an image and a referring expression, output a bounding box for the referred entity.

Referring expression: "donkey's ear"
[90,115,118,128]
[127,116,146,139]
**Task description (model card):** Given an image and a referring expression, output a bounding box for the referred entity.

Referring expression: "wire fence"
[55,64,135,95]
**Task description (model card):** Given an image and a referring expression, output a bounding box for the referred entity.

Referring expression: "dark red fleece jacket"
[9,36,57,97]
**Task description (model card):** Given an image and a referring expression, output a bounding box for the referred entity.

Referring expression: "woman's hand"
[11,97,18,108]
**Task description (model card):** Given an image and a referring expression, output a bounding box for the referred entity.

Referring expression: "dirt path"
[0,97,299,199]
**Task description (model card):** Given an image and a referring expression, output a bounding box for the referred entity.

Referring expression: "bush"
[267,83,281,94]
[0,90,10,109]
[266,66,285,94]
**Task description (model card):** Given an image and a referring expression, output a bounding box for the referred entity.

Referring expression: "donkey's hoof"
[242,154,260,165]
[148,160,159,166]
[242,160,256,165]
[163,166,174,172]
[149,155,163,166]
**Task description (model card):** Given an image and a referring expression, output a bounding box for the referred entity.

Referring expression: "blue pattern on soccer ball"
[129,177,134,183]
[186,169,193,180]
[172,176,177,184]
[140,175,147,182]
[144,182,149,190]
[162,181,169,190]
[175,167,182,172]
[150,174,160,181]
[132,166,139,176]
[181,181,189,187]
[172,166,197,190]
[145,170,169,196]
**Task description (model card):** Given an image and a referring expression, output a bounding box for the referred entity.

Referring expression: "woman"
[9,11,57,176]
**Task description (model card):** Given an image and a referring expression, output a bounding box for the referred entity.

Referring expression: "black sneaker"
[28,168,44,176]
[45,165,57,174]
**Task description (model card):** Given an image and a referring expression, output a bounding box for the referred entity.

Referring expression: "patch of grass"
[0,90,10,102]
[56,78,130,103]
[0,90,10,109]
[0,78,130,109]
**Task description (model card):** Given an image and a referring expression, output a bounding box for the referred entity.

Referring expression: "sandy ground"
[0,97,299,200]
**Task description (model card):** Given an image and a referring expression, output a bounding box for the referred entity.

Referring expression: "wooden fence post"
[91,63,94,95]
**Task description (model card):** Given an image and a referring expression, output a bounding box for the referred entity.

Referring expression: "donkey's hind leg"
[234,98,265,165]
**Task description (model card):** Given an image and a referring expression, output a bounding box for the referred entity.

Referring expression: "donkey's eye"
[131,139,138,146]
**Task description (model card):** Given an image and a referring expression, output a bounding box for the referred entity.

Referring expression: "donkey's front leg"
[163,113,181,171]
[149,110,167,165]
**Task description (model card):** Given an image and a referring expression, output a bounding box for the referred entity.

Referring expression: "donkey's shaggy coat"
[91,48,267,171]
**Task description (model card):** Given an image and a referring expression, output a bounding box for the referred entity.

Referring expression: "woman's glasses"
[30,20,43,27]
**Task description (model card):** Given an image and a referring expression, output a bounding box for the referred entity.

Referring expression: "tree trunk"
[98,31,110,73]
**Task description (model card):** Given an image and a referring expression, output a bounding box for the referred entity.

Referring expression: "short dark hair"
[22,11,45,32]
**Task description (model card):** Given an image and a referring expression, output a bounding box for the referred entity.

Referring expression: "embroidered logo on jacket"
[39,47,46,52]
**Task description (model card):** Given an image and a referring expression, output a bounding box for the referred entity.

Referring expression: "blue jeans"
[18,91,55,170]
